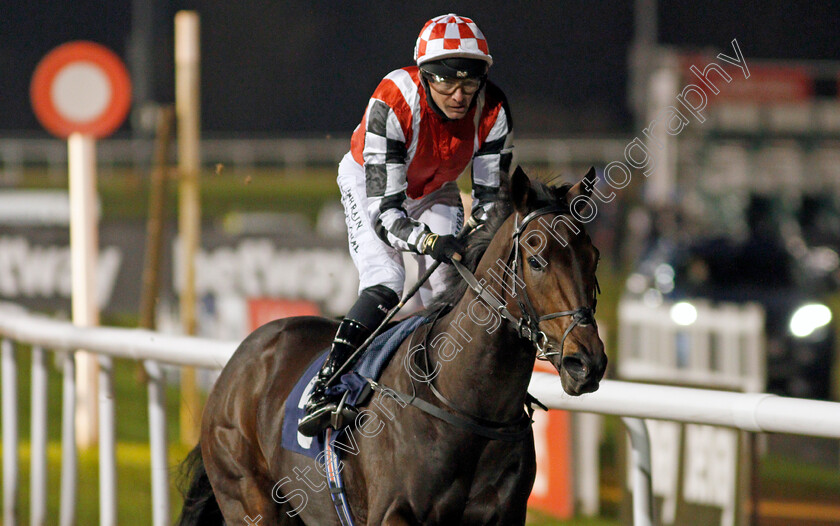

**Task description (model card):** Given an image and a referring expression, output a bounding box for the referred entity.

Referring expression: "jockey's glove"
[422,233,465,264]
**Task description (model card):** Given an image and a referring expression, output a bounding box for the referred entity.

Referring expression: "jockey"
[299,13,514,436]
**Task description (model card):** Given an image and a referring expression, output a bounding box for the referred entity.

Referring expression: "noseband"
[363,206,599,444]
[452,205,598,360]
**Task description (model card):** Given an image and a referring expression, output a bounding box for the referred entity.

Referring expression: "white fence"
[615,297,768,524]
[2,304,840,526]
[618,297,766,392]
[0,303,237,526]
[0,137,631,183]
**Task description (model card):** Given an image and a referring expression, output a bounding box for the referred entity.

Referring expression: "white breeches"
[337,153,464,306]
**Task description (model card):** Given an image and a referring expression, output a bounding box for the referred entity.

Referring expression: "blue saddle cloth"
[281,315,427,459]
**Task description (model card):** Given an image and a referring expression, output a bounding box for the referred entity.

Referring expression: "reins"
[325,223,477,387]
[334,205,599,442]
[370,206,598,441]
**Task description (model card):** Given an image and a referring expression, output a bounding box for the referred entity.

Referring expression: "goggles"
[421,70,483,95]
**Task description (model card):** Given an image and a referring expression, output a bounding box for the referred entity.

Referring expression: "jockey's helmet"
[414,14,492,79]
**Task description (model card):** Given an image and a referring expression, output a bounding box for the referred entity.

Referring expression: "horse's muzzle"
[557,346,607,396]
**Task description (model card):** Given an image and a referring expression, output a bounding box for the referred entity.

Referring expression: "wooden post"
[139,106,175,331]
[176,11,202,445]
[69,132,99,448]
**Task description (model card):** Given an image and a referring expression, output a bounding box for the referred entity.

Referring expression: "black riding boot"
[298,285,399,437]
[300,317,370,417]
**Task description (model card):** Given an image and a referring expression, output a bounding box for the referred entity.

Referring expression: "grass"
[8,441,191,525]
[760,452,840,501]
[1,345,192,525]
[22,166,341,223]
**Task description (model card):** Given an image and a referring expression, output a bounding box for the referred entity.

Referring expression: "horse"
[177,165,607,525]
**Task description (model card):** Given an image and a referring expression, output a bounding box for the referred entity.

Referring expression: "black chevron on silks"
[364,163,387,197]
[366,100,389,137]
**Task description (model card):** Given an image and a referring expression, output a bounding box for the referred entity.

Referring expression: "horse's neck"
[429,237,536,421]
[430,291,534,421]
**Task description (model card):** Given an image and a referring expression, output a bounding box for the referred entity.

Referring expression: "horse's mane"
[418,176,573,315]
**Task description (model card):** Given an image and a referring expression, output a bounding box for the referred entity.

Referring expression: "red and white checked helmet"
[414,14,493,68]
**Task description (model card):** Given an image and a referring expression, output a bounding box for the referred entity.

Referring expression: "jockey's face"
[428,80,476,120]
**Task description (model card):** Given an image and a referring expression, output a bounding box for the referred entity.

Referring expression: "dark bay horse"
[177,166,607,525]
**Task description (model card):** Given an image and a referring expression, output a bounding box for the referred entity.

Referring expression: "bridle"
[452,205,599,360]
[363,205,600,443]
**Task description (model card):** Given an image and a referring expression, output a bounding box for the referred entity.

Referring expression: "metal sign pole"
[68,132,99,448]
[31,46,131,507]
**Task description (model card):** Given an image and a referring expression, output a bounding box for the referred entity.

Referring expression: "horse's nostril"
[597,353,608,377]
[562,355,588,380]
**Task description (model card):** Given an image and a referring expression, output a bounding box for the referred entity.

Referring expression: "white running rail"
[0,304,237,526]
[3,304,840,525]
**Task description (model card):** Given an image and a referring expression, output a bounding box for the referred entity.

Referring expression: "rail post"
[2,338,18,526]
[146,360,171,526]
[31,345,48,526]
[60,351,77,526]
[622,417,654,526]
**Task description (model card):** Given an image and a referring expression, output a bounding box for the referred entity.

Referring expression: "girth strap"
[368,381,533,442]
[324,428,356,526]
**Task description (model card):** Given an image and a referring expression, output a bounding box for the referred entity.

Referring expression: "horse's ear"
[510,165,531,214]
[566,166,595,201]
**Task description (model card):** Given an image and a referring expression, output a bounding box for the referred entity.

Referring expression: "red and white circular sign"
[30,41,132,138]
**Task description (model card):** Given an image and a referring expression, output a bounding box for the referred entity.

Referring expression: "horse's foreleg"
[462,438,534,526]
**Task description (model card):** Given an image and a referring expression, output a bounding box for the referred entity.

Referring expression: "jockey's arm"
[361,98,431,254]
[369,190,431,254]
[470,94,513,224]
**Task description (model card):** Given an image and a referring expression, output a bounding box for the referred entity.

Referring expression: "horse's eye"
[527,256,544,271]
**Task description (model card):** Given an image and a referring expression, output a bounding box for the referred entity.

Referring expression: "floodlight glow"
[789,304,832,338]
[670,301,698,326]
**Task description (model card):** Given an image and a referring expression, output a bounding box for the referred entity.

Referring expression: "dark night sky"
[1,1,838,136]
